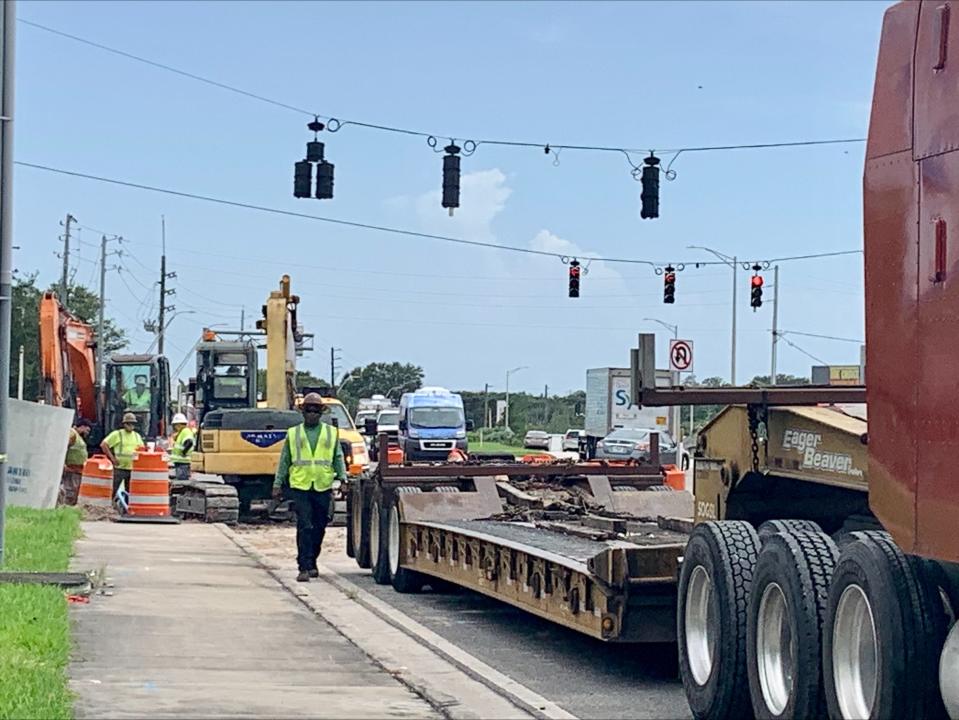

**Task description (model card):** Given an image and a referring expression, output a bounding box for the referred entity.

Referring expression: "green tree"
[336,362,424,414]
[9,273,42,399]
[57,283,127,354]
[747,373,810,386]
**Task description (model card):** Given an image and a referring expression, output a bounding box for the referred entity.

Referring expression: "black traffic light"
[315,160,334,200]
[568,260,581,298]
[663,265,676,304]
[751,272,764,308]
[640,153,661,219]
[293,160,312,199]
[442,143,461,214]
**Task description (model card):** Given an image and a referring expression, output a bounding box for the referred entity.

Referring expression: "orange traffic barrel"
[117,449,180,524]
[520,453,553,465]
[662,464,686,491]
[77,455,114,508]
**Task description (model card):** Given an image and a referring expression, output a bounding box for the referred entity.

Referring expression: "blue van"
[398,387,471,461]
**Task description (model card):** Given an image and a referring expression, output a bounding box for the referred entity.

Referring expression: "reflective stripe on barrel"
[128,450,172,517]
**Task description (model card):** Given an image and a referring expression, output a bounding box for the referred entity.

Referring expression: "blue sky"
[12,0,889,394]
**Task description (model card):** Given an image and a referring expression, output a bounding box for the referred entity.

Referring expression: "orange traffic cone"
[116,448,180,524]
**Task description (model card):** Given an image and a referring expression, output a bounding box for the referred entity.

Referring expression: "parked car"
[376,408,400,439]
[523,430,551,450]
[594,427,679,465]
[562,429,584,451]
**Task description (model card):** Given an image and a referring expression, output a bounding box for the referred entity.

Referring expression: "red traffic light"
[665,272,676,283]
[751,275,764,287]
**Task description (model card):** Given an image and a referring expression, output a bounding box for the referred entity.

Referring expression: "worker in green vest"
[169,412,195,481]
[123,374,151,410]
[100,412,145,494]
[60,417,92,506]
[273,392,347,582]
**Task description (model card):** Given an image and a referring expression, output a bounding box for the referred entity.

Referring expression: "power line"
[775,333,830,366]
[779,330,863,344]
[19,18,866,160]
[16,160,862,269]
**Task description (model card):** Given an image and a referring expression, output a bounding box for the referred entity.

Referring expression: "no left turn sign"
[669,339,694,373]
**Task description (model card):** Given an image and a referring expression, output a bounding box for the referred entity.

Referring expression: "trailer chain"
[747,404,766,473]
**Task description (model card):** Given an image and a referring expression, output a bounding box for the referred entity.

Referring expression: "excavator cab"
[103,354,171,442]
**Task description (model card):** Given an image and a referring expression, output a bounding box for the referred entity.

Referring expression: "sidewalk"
[69,522,439,719]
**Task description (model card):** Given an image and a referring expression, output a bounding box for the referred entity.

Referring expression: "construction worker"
[123,374,151,410]
[272,392,347,583]
[101,412,145,494]
[60,417,92,506]
[169,413,195,481]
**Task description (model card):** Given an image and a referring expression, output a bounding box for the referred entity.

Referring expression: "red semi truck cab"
[864,0,959,564]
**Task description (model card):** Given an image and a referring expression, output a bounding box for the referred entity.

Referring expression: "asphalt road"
[331,558,691,720]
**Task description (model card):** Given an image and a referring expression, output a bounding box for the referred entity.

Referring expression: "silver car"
[523,430,551,450]
[595,427,678,465]
[562,429,584,452]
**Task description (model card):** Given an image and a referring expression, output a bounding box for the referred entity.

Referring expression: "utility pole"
[96,234,123,385]
[157,216,176,355]
[483,383,489,429]
[687,246,737,384]
[330,347,341,390]
[16,343,21,399]
[0,0,17,566]
[59,213,75,307]
[504,366,527,431]
[770,265,780,386]
[240,306,245,332]
[543,384,549,426]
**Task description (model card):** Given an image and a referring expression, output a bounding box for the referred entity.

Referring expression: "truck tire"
[757,519,822,543]
[822,531,949,720]
[351,480,371,569]
[369,491,391,585]
[388,494,425,594]
[678,520,761,720]
[345,492,356,558]
[747,530,838,719]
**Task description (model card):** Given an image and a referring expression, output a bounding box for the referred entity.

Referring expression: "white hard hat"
[172,413,188,425]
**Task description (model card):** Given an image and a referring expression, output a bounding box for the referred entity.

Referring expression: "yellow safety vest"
[286,423,337,492]
[105,429,144,470]
[65,429,89,468]
[170,427,195,465]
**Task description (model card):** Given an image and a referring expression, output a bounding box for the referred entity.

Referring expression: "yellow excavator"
[175,275,368,522]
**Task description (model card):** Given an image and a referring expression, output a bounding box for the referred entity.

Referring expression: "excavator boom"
[38,292,98,421]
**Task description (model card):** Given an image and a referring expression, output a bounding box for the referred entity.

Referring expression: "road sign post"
[669,339,694,374]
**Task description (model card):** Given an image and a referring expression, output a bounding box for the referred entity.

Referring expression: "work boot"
[296,571,310,583]
[308,569,319,578]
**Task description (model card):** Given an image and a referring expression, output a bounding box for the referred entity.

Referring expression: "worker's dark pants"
[290,488,332,572]
[113,468,131,495]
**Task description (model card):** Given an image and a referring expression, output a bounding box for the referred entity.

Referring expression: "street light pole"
[644,317,683,443]
[504,366,528,431]
[688,245,738,385]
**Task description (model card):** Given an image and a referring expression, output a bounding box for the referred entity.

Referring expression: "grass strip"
[0,506,81,720]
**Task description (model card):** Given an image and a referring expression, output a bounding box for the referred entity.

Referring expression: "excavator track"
[171,480,240,525]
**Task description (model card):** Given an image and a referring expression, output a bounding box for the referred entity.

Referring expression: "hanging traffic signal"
[663,265,676,304]
[568,260,581,298]
[751,270,764,309]
[293,160,312,199]
[640,153,661,219]
[294,119,334,200]
[442,143,461,215]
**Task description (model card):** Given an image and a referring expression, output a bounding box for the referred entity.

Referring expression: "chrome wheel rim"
[757,582,794,715]
[369,500,380,567]
[832,584,878,719]
[685,565,715,686]
[388,505,400,575]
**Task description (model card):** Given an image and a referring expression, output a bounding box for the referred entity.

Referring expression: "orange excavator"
[39,292,171,445]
